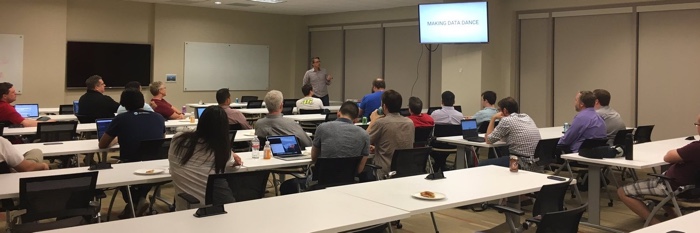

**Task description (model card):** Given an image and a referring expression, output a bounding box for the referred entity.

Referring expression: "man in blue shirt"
[470,91,498,125]
[558,91,607,152]
[358,78,385,118]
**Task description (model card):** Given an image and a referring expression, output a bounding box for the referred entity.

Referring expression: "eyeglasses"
[695,123,699,126]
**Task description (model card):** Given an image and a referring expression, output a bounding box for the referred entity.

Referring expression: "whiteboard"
[184,42,269,91]
[0,34,23,94]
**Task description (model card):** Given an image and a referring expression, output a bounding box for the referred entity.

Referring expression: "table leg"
[506,196,521,232]
[126,185,136,218]
[588,164,602,224]
[455,146,467,169]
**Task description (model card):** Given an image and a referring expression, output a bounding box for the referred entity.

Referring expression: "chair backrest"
[0,161,10,174]
[390,147,432,178]
[240,96,258,103]
[35,121,78,142]
[246,100,264,109]
[282,99,298,108]
[75,115,96,124]
[613,129,634,146]
[229,130,237,147]
[325,112,337,122]
[454,105,462,113]
[314,157,363,188]
[431,124,462,149]
[58,104,74,115]
[137,138,169,161]
[204,170,271,205]
[229,124,242,131]
[532,179,573,217]
[536,203,588,233]
[477,121,489,133]
[634,125,654,144]
[281,107,294,115]
[534,138,561,166]
[299,109,324,115]
[414,126,434,147]
[427,107,441,115]
[399,108,410,117]
[19,171,98,223]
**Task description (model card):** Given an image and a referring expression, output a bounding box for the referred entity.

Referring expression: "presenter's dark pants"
[314,95,330,106]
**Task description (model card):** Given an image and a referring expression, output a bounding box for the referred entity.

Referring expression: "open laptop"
[95,118,113,139]
[194,107,206,119]
[461,119,485,142]
[267,135,308,160]
[14,104,39,118]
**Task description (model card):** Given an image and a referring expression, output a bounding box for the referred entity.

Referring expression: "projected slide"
[419,2,489,44]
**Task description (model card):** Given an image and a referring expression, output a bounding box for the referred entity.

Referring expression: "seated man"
[280,101,370,194]
[99,89,166,218]
[407,96,434,127]
[216,88,252,129]
[431,91,464,125]
[558,91,607,152]
[78,75,120,120]
[255,90,312,147]
[358,78,386,118]
[479,97,542,172]
[593,89,626,144]
[618,114,700,225]
[116,81,154,115]
[470,91,498,125]
[0,137,49,172]
[365,90,414,179]
[296,84,324,110]
[149,81,185,120]
[0,82,51,127]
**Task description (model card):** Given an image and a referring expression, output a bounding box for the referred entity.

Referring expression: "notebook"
[95,118,113,139]
[267,135,304,159]
[14,104,39,117]
[461,119,485,142]
[195,107,206,119]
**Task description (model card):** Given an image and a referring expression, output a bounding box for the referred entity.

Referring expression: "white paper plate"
[134,169,165,175]
[412,192,446,200]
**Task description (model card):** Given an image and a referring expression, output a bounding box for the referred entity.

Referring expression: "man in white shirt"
[0,137,49,172]
[431,91,464,125]
[296,84,324,110]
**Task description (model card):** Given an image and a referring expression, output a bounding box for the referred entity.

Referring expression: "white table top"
[39,107,59,114]
[435,127,566,148]
[28,114,78,121]
[561,136,696,169]
[329,165,570,214]
[283,114,326,122]
[3,120,198,136]
[239,106,341,115]
[630,209,700,233]
[44,189,410,233]
[187,102,252,108]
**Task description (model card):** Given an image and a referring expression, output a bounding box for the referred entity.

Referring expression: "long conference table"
[3,119,199,136]
[630,207,700,233]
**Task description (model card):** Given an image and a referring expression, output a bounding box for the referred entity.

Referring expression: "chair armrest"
[177,193,200,205]
[525,215,542,225]
[648,173,675,181]
[488,204,525,216]
[94,190,107,199]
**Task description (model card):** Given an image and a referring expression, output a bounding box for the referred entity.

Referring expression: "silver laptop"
[268,135,308,161]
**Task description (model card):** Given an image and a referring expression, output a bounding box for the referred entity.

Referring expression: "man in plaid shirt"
[479,97,542,172]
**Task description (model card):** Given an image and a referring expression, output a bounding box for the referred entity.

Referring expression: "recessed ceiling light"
[249,0,286,3]
[214,1,222,4]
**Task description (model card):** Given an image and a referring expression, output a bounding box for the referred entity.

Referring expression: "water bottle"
[563,122,570,133]
[235,97,239,103]
[263,141,272,160]
[181,106,187,114]
[624,133,634,160]
[251,137,260,159]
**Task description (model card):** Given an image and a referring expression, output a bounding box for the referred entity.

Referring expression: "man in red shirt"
[407,97,434,128]
[148,81,184,120]
[0,82,44,127]
[618,114,700,225]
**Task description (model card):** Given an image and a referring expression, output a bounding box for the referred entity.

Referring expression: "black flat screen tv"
[66,41,152,89]
[418,1,489,44]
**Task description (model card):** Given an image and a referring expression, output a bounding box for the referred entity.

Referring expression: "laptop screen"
[461,119,477,131]
[73,100,79,114]
[95,118,113,139]
[195,107,206,119]
[14,104,39,117]
[267,135,302,156]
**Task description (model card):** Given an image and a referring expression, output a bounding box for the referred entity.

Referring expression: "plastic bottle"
[251,137,260,159]
[263,141,272,160]
[189,112,195,123]
[235,98,239,103]
[563,122,570,133]
[181,106,187,115]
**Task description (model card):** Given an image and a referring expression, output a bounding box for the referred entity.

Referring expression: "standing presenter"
[302,57,332,106]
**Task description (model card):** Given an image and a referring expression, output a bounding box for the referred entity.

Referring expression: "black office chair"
[281,107,294,115]
[75,115,96,124]
[634,125,654,144]
[612,129,637,181]
[427,107,441,115]
[477,121,489,133]
[299,109,324,115]
[283,99,298,108]
[414,126,434,148]
[178,170,271,210]
[240,96,258,103]
[35,121,79,167]
[59,104,74,115]
[558,138,616,206]
[399,108,410,117]
[430,124,463,172]
[454,105,462,113]
[246,100,264,109]
[7,172,100,233]
[312,157,363,190]
[641,172,700,227]
[324,112,337,122]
